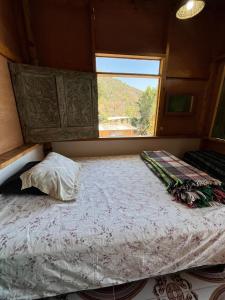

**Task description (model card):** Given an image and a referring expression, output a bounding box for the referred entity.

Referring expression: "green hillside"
[97,76,142,120]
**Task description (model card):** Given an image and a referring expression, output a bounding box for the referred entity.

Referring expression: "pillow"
[0,161,46,195]
[20,152,80,201]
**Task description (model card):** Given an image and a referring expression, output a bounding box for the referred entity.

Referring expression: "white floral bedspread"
[1,155,225,300]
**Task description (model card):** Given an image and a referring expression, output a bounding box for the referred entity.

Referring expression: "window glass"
[98,75,159,137]
[96,57,160,75]
[96,56,161,138]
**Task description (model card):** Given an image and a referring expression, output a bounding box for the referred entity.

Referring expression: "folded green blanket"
[141,150,225,208]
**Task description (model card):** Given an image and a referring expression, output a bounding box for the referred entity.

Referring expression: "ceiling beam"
[22,0,39,65]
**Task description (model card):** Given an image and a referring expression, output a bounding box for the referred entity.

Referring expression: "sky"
[96,57,159,90]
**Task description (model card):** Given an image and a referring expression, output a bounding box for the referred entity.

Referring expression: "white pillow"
[20,152,80,201]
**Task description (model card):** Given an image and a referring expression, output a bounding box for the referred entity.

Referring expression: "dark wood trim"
[22,0,39,65]
[89,0,96,73]
[12,0,30,63]
[209,64,225,137]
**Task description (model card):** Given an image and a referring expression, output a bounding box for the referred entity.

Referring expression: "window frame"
[95,53,163,138]
[209,63,225,140]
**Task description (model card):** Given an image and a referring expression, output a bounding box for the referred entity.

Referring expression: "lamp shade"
[176,0,205,20]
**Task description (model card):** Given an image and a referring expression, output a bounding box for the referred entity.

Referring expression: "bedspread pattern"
[1,155,225,300]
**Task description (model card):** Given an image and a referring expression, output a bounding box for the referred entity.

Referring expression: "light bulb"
[186,0,194,10]
[176,0,205,19]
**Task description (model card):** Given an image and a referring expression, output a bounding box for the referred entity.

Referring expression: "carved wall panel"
[65,77,95,127]
[9,63,98,143]
[20,74,60,129]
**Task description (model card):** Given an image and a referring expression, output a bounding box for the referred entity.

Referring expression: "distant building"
[99,116,137,137]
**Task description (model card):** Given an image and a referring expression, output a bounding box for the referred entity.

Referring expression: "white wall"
[0,145,44,185]
[52,138,201,158]
[0,139,201,184]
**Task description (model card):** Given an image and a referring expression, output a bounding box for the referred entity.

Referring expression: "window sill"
[62,135,202,142]
[206,137,225,144]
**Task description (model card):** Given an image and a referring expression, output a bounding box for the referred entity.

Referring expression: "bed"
[1,155,225,300]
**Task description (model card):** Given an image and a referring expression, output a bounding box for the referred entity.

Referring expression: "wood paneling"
[0,0,23,61]
[27,0,171,70]
[0,55,23,155]
[26,0,215,78]
[201,138,225,155]
[202,61,225,137]
[212,11,225,59]
[20,0,224,140]
[0,1,25,156]
[167,12,212,79]
[158,78,207,136]
[22,0,39,65]
[94,0,170,55]
[29,0,93,71]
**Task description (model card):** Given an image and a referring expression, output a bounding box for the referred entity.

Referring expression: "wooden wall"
[25,0,220,138]
[0,0,223,157]
[0,55,23,154]
[199,5,225,153]
[29,0,93,71]
[94,0,169,56]
[0,0,24,155]
[0,0,24,62]
[211,10,225,59]
[158,8,213,137]
[201,139,225,155]
[28,0,170,70]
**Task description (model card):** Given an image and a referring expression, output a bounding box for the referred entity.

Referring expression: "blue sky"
[96,57,159,91]
[114,77,158,91]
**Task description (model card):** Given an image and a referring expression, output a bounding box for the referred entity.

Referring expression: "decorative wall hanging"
[9,63,98,143]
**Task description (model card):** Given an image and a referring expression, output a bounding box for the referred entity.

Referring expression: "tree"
[131,87,157,135]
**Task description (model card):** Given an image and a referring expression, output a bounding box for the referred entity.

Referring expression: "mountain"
[97,76,142,120]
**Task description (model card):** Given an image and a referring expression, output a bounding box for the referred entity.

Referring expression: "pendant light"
[176,0,205,20]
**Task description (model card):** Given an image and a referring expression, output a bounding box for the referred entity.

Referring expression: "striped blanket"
[141,150,225,208]
[183,150,225,182]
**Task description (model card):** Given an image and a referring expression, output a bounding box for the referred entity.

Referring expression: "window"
[96,55,161,138]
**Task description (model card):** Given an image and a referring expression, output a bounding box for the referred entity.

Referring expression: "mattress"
[1,155,225,300]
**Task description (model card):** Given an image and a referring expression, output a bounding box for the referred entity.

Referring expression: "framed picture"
[165,94,194,115]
